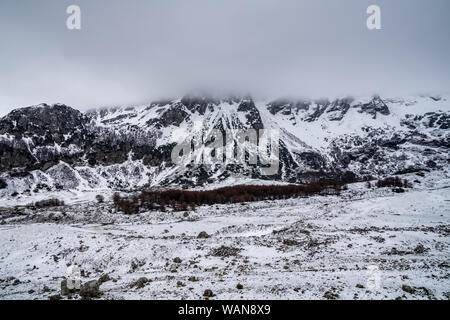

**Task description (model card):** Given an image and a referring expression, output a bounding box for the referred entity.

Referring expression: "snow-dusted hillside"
[0,94,449,204]
[0,96,449,300]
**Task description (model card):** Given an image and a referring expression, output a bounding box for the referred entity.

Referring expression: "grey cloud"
[0,0,449,115]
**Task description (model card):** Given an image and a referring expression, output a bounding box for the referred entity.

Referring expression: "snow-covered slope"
[0,94,449,202]
[1,170,449,300]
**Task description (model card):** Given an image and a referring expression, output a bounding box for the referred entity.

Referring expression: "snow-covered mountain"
[0,94,449,200]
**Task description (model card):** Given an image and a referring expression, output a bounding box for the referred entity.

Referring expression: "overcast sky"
[0,0,449,115]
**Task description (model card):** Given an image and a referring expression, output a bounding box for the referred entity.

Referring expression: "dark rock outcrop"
[356,96,390,119]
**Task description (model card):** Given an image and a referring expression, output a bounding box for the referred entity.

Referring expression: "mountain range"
[0,94,448,199]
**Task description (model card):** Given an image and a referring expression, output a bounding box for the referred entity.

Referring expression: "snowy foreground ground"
[0,171,449,300]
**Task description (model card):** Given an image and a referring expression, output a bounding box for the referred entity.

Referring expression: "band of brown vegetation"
[22,177,410,212]
[113,181,347,215]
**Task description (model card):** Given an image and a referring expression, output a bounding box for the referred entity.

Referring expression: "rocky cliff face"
[0,94,449,198]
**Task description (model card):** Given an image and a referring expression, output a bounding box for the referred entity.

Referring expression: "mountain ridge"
[0,94,449,200]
